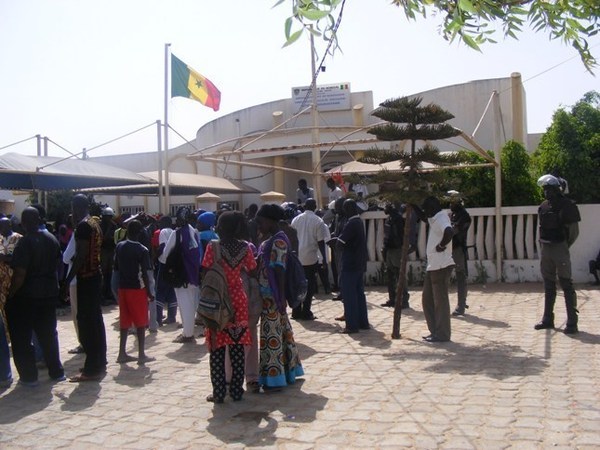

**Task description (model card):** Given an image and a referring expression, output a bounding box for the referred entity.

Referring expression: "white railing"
[362,204,600,284]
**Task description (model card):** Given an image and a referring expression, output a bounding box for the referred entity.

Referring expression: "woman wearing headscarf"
[196,211,219,261]
[202,212,256,403]
[255,204,304,388]
[160,207,200,343]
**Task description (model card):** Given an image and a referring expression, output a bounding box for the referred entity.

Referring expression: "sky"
[1,0,598,159]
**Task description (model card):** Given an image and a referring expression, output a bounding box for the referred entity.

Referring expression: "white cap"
[102,207,115,216]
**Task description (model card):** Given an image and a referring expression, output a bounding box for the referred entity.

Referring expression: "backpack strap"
[211,240,222,263]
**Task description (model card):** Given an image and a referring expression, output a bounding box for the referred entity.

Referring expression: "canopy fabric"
[80,170,259,196]
[326,159,436,176]
[0,152,154,191]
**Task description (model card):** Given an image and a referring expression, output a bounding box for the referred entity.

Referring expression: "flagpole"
[163,43,172,216]
[156,119,163,214]
[309,30,322,208]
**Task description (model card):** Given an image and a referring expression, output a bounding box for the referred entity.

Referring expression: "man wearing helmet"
[534,174,581,334]
[447,191,472,316]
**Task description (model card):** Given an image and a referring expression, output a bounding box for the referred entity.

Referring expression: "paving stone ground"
[0,282,599,449]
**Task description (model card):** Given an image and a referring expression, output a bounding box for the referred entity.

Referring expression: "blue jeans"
[340,270,369,331]
[0,317,12,383]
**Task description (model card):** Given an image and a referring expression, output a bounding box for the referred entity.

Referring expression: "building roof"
[79,170,259,196]
[0,152,154,191]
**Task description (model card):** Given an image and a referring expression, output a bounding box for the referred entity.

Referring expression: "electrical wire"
[0,135,38,152]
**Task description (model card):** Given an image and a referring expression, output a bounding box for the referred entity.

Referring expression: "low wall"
[362,204,600,285]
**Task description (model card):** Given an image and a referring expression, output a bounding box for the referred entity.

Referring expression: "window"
[170,203,194,217]
[120,205,144,215]
[217,201,239,211]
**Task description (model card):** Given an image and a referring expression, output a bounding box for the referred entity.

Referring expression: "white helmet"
[537,174,561,187]
[102,207,115,216]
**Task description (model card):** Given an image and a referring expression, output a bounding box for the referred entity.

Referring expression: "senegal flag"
[171,54,221,111]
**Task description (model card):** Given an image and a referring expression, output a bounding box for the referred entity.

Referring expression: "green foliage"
[368,123,460,142]
[445,141,539,207]
[27,190,74,224]
[276,0,599,71]
[278,0,344,52]
[360,96,464,205]
[25,190,105,224]
[532,91,600,203]
[444,152,496,207]
[500,140,539,206]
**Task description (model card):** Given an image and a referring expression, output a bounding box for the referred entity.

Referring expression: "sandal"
[206,394,224,404]
[69,372,101,383]
[246,381,261,393]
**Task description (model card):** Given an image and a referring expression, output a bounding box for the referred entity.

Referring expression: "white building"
[90,74,529,214]
[6,74,597,283]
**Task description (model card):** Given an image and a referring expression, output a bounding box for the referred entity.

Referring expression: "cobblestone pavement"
[0,282,599,449]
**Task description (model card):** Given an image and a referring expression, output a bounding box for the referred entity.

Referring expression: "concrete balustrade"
[361,204,600,284]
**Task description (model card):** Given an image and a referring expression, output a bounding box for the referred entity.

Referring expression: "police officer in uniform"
[380,203,410,309]
[447,191,472,316]
[534,175,581,334]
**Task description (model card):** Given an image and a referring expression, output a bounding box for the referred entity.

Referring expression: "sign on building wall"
[292,83,351,112]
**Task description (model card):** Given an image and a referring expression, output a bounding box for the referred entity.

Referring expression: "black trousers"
[293,263,318,317]
[5,296,64,382]
[100,248,115,299]
[77,275,107,376]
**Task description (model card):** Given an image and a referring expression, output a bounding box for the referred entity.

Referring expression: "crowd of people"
[0,173,588,398]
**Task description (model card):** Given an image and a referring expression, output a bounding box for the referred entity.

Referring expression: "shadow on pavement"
[563,330,600,345]
[57,379,103,412]
[293,318,340,335]
[165,341,206,364]
[453,313,510,329]
[113,363,156,387]
[355,327,392,350]
[206,379,328,446]
[0,384,53,423]
[295,342,317,361]
[385,341,548,380]
[397,307,425,320]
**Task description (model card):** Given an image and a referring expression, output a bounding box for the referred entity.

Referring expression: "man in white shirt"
[291,198,330,320]
[413,196,455,342]
[349,182,369,212]
[326,177,344,204]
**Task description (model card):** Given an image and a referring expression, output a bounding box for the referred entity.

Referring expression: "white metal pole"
[492,91,503,281]
[156,120,164,214]
[164,43,171,216]
[36,135,41,203]
[43,137,48,211]
[309,31,321,207]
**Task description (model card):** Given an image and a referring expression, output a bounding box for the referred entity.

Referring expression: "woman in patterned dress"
[0,217,22,387]
[202,212,256,403]
[255,204,304,388]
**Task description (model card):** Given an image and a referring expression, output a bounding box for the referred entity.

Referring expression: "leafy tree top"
[357,97,469,205]
[277,0,598,71]
[532,90,600,203]
[368,97,462,145]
